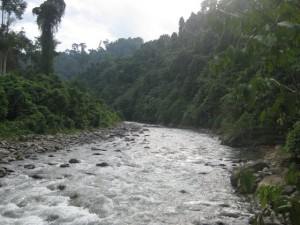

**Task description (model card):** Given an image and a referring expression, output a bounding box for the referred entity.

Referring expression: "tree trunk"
[0,51,3,75]
[3,49,7,74]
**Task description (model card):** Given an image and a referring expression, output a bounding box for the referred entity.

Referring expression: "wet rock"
[179,190,188,194]
[31,174,44,179]
[24,164,35,169]
[218,203,230,208]
[91,147,107,151]
[263,216,281,225]
[5,157,15,162]
[0,149,10,155]
[0,159,10,164]
[282,185,296,196]
[85,172,96,176]
[5,168,14,173]
[92,153,103,156]
[46,214,59,222]
[219,211,240,218]
[232,159,243,163]
[261,167,272,175]
[199,172,208,175]
[96,162,109,167]
[69,159,80,164]
[48,155,55,157]
[69,193,79,199]
[0,167,7,177]
[115,149,121,152]
[58,184,66,190]
[247,161,269,172]
[30,156,38,160]
[60,163,70,168]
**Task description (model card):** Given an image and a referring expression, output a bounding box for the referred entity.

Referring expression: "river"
[0,123,253,225]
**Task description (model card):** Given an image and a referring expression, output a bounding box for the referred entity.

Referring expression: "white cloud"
[15,0,202,51]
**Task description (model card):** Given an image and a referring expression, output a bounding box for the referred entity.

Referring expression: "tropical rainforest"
[0,0,119,137]
[0,0,299,154]
[55,0,299,151]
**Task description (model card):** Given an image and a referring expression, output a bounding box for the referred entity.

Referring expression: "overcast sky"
[14,0,202,51]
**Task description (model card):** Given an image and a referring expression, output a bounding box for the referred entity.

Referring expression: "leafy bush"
[239,168,256,194]
[255,185,283,209]
[0,72,120,137]
[284,121,300,156]
[0,85,8,120]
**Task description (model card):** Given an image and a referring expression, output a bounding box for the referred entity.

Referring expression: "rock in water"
[0,167,7,177]
[69,159,80,164]
[60,163,70,168]
[96,162,109,167]
[24,164,35,169]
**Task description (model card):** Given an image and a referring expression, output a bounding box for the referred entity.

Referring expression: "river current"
[0,123,253,225]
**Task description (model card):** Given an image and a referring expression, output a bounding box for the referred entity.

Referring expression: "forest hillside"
[58,0,300,148]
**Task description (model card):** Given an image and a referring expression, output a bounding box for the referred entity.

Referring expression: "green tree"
[33,0,66,75]
[0,0,27,74]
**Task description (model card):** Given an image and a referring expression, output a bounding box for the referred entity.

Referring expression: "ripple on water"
[0,123,253,225]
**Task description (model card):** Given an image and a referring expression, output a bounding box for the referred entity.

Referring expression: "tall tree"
[33,0,66,75]
[178,17,185,34]
[0,0,26,75]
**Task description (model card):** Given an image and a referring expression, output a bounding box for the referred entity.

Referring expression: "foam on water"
[0,123,253,225]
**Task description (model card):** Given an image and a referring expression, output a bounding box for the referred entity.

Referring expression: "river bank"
[0,122,142,178]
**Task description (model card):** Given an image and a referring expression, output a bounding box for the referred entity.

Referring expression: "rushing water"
[0,123,253,225]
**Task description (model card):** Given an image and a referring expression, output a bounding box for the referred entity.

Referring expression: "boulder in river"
[24,164,35,169]
[69,159,80,164]
[0,167,7,177]
[31,174,44,179]
[60,163,70,168]
[96,162,109,167]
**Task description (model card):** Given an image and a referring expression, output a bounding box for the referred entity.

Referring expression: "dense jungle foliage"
[61,0,299,148]
[0,0,119,137]
[0,72,119,137]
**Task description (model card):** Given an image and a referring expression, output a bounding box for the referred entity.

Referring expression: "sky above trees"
[14,0,202,51]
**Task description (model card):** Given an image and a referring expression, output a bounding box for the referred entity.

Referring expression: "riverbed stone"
[0,167,7,177]
[24,164,35,169]
[282,185,296,196]
[60,163,70,168]
[92,153,103,156]
[0,148,10,155]
[96,162,109,167]
[58,184,66,190]
[31,174,44,179]
[69,159,80,164]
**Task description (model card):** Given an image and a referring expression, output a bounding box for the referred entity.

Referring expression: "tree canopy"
[60,0,299,147]
[33,0,66,74]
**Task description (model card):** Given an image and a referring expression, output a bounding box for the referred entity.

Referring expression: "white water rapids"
[0,123,253,225]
